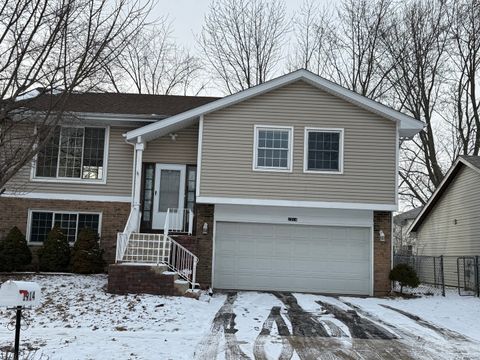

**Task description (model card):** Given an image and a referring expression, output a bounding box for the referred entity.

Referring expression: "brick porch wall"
[373,211,392,296]
[0,197,130,265]
[171,204,214,289]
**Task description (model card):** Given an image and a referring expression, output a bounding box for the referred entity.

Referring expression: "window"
[28,211,101,243]
[186,166,196,212]
[304,128,343,173]
[34,126,107,181]
[254,126,293,171]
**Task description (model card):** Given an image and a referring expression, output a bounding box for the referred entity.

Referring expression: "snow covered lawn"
[0,274,479,359]
[0,274,226,359]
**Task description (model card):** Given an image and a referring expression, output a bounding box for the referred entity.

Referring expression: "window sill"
[30,177,107,185]
[253,167,292,173]
[303,169,343,175]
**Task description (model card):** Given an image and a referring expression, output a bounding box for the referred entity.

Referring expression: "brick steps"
[107,264,190,296]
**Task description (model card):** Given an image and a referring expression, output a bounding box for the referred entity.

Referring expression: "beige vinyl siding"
[416,165,480,256]
[7,126,133,197]
[143,124,198,164]
[200,80,397,204]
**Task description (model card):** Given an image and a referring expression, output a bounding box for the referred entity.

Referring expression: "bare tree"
[0,0,153,193]
[103,17,203,95]
[287,0,332,75]
[447,0,480,158]
[382,0,451,205]
[290,0,393,100]
[199,0,289,94]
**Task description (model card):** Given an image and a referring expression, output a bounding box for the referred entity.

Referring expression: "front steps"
[108,264,191,296]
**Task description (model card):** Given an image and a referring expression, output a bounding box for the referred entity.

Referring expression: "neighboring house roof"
[409,156,480,232]
[393,207,423,226]
[125,69,425,142]
[25,92,219,118]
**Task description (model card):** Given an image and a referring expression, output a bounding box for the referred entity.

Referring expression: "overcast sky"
[153,0,333,50]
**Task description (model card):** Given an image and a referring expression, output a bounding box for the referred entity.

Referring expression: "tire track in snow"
[253,306,293,360]
[194,292,250,360]
[380,304,468,341]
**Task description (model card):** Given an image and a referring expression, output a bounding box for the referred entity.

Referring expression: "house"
[409,156,480,257]
[0,69,423,296]
[393,207,422,255]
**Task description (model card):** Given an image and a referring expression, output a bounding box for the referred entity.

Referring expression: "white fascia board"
[125,69,424,142]
[2,192,131,203]
[408,156,480,233]
[197,196,397,211]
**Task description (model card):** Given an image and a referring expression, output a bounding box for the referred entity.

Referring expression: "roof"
[393,207,423,225]
[125,69,425,142]
[409,156,480,232]
[24,92,219,118]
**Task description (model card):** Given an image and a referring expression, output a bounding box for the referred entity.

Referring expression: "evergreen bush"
[0,226,32,272]
[37,226,71,272]
[71,228,105,274]
[389,263,420,293]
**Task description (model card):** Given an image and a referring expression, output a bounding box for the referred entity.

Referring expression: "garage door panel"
[214,222,372,295]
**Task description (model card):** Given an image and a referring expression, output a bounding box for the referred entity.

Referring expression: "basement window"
[28,210,101,243]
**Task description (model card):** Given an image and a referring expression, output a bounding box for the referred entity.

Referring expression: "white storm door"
[152,164,186,230]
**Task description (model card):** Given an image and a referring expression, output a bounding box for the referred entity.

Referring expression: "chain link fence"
[393,255,480,297]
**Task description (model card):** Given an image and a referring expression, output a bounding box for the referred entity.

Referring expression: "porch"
[111,158,202,295]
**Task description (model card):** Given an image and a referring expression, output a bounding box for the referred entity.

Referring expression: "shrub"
[38,226,71,272]
[71,228,105,274]
[0,226,32,272]
[389,263,420,293]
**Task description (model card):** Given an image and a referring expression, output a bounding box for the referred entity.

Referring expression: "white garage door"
[214,222,372,295]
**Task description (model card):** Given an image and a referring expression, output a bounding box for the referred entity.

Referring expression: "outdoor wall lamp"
[202,222,209,235]
[379,230,386,242]
[169,133,178,141]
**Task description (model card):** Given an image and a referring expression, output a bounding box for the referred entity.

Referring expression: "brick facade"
[373,211,392,296]
[171,204,214,288]
[108,264,185,296]
[0,197,130,265]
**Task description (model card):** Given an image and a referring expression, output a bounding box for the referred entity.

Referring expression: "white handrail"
[115,206,140,263]
[117,232,199,289]
[164,208,194,236]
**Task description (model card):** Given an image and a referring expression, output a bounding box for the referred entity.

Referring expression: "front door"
[152,164,186,230]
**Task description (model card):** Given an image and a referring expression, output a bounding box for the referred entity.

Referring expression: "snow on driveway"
[0,274,479,360]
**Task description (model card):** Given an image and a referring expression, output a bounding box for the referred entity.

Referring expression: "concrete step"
[174,279,190,295]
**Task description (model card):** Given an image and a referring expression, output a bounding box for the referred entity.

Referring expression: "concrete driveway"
[194,291,480,360]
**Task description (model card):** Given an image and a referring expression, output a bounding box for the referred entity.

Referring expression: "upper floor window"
[304,128,343,173]
[34,126,107,181]
[254,125,293,171]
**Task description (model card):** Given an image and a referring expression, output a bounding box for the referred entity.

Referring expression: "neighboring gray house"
[1,70,423,296]
[393,207,422,255]
[409,156,480,257]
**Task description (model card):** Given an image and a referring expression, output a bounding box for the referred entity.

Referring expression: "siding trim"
[3,192,131,202]
[197,196,396,210]
[196,115,204,198]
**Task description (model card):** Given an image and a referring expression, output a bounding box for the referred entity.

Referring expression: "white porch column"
[132,137,145,232]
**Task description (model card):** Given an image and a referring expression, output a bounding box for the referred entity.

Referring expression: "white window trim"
[252,125,294,173]
[26,209,103,245]
[303,127,344,174]
[30,125,110,185]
